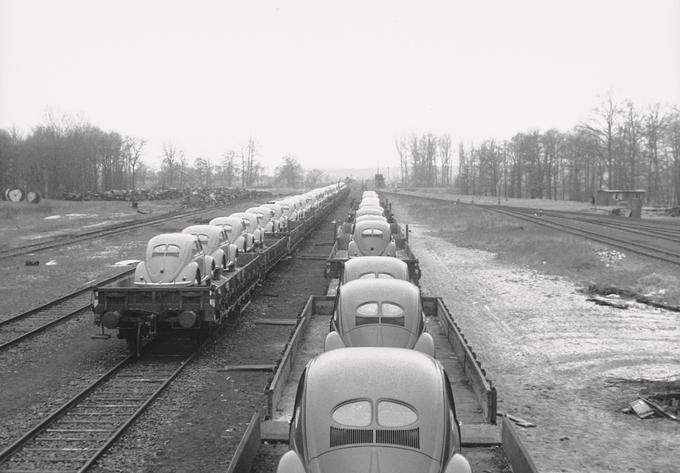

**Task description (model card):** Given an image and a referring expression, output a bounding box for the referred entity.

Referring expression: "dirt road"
[393,197,680,473]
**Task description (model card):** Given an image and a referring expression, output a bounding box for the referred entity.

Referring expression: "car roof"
[182,225,223,237]
[305,347,442,412]
[303,348,445,458]
[210,216,245,226]
[353,219,391,234]
[339,278,420,313]
[147,232,196,247]
[343,256,409,282]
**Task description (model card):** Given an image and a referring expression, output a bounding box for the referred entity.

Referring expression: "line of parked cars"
[133,191,330,287]
[277,191,472,473]
[93,184,348,352]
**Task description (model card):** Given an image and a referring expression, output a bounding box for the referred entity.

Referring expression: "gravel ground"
[0,195,318,463]
[391,195,680,473]
[89,201,348,473]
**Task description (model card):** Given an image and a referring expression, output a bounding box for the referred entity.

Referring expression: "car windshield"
[361,229,383,238]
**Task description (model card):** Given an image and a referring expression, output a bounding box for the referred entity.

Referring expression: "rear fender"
[134,261,149,284]
[443,454,472,473]
[277,451,305,473]
[179,261,200,285]
[213,249,226,268]
[204,256,215,280]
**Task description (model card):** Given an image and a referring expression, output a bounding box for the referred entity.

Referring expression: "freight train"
[275,190,473,473]
[92,184,348,352]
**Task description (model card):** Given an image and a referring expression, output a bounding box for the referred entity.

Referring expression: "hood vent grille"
[330,427,373,447]
[376,428,420,448]
[329,427,420,449]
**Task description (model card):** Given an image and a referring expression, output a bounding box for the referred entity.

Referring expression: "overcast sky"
[1,0,679,172]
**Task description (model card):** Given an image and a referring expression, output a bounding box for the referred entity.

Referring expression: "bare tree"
[275,154,304,188]
[240,138,257,186]
[162,143,181,187]
[122,136,146,190]
[395,137,409,185]
[439,135,452,186]
[305,168,328,187]
[643,103,666,203]
[221,150,239,187]
[580,93,622,189]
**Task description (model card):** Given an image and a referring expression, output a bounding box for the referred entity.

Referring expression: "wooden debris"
[586,295,631,309]
[639,396,679,422]
[630,399,655,419]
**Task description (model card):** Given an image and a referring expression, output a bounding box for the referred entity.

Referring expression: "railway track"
[0,349,195,473]
[489,207,680,265]
[383,191,680,266]
[0,269,134,352]
[0,207,210,261]
[0,190,350,472]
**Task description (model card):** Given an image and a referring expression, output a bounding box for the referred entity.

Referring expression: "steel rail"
[383,191,680,265]
[490,208,680,265]
[0,207,209,261]
[0,269,134,352]
[0,350,196,472]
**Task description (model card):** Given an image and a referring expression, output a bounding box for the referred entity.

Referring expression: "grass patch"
[401,200,680,306]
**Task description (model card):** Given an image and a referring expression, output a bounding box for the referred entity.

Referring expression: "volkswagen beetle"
[209,216,248,253]
[262,202,287,232]
[182,224,238,276]
[230,212,263,249]
[347,220,396,257]
[325,279,433,355]
[134,233,214,286]
[246,206,278,234]
[278,347,471,473]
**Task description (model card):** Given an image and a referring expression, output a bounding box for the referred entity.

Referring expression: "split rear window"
[152,244,181,257]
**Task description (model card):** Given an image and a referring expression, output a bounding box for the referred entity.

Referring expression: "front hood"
[309,446,439,473]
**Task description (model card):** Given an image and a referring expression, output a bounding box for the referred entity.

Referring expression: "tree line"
[398,96,680,205]
[0,113,331,197]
